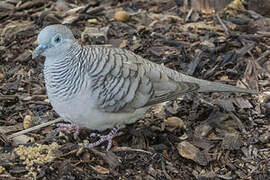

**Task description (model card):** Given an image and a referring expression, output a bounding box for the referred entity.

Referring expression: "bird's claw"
[56,123,80,139]
[88,126,120,151]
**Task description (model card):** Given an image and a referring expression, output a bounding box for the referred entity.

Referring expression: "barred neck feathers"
[44,43,88,101]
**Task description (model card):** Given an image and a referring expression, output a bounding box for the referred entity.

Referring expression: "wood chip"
[177,141,209,166]
[12,135,34,146]
[222,133,242,150]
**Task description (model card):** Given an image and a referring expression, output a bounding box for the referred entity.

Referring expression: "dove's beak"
[32,44,48,59]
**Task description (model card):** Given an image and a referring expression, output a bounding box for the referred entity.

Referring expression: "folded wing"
[88,47,199,113]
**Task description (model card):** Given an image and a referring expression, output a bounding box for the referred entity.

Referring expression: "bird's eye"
[55,36,60,43]
[52,34,62,45]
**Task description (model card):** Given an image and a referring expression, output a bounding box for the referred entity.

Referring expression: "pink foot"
[56,123,80,139]
[88,126,120,151]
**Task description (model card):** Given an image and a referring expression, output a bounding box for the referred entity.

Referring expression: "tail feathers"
[179,74,258,94]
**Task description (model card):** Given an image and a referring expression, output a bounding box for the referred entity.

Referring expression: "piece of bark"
[177,141,209,166]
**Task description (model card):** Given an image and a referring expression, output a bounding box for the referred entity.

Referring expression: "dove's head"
[32,24,76,59]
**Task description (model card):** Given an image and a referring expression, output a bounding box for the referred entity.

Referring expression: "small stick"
[216,14,230,36]
[256,50,270,63]
[7,118,62,139]
[185,8,193,22]
[112,146,153,155]
[0,95,18,101]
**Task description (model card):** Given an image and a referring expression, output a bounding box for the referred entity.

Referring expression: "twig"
[161,159,172,180]
[7,118,62,139]
[229,113,246,134]
[0,95,48,101]
[0,95,18,101]
[216,14,229,36]
[197,94,215,108]
[185,8,193,22]
[186,49,202,76]
[85,6,105,15]
[112,146,153,155]
[237,42,255,57]
[256,50,270,63]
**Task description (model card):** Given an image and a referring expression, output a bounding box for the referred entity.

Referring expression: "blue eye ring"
[52,34,62,45]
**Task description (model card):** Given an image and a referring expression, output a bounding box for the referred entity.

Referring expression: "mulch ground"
[0,0,269,179]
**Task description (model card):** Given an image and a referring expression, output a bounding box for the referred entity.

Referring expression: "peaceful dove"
[32,24,256,150]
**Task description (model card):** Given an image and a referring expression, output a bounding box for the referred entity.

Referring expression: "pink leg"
[88,126,120,151]
[56,123,80,139]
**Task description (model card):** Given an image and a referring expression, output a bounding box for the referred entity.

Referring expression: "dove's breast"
[44,55,86,119]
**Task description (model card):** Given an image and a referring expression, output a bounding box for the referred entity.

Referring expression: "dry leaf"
[90,165,109,174]
[12,135,34,146]
[164,117,185,128]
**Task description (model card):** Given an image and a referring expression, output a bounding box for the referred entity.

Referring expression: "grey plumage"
[33,24,256,131]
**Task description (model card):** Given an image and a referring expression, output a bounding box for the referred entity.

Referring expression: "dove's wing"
[88,47,199,113]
